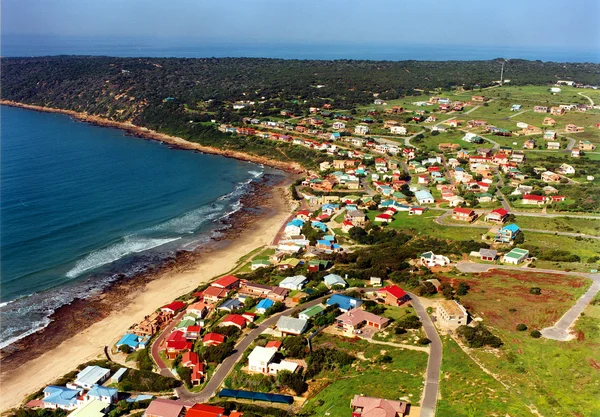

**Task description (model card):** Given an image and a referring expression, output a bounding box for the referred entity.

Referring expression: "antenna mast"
[500,61,505,85]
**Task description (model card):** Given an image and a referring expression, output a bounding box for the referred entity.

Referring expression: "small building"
[376,285,409,306]
[437,300,468,328]
[511,104,522,112]
[503,248,529,264]
[299,304,326,320]
[415,190,435,205]
[256,298,275,314]
[111,368,127,384]
[42,386,81,410]
[326,294,363,312]
[69,400,109,417]
[335,309,390,333]
[116,333,150,351]
[355,125,370,135]
[420,251,450,267]
[279,275,308,291]
[203,332,225,347]
[324,273,347,289]
[351,395,409,417]
[275,316,308,335]
[87,385,118,404]
[370,277,383,287]
[522,194,546,206]
[479,248,498,261]
[452,207,477,222]
[74,366,111,389]
[144,399,186,417]
[220,314,247,330]
[251,259,271,270]
[495,223,521,243]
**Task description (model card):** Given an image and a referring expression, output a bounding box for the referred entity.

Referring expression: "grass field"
[514,215,600,236]
[303,333,428,417]
[436,270,600,416]
[415,130,480,152]
[437,336,534,417]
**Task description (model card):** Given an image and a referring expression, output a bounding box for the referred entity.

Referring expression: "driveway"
[151,311,186,377]
[407,293,442,417]
[455,261,600,341]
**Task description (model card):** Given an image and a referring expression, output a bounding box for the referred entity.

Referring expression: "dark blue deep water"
[0,105,265,346]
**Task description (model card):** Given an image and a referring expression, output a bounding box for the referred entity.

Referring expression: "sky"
[2,0,599,50]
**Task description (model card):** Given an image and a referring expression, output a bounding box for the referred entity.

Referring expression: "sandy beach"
[0,102,301,412]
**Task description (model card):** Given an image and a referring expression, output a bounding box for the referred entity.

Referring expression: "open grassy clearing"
[513,215,600,236]
[438,270,600,416]
[484,85,592,105]
[303,333,427,417]
[437,336,534,417]
[415,130,480,152]
[524,232,600,260]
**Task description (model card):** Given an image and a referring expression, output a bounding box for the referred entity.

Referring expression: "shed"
[111,368,127,383]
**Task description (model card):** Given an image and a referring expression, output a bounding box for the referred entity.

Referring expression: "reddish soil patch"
[590,359,600,370]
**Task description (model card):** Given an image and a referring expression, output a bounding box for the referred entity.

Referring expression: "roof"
[300,304,325,318]
[326,294,362,311]
[212,275,239,288]
[336,310,390,327]
[453,207,475,215]
[279,275,307,287]
[221,314,247,327]
[265,340,282,350]
[275,316,308,334]
[479,248,497,258]
[203,286,229,299]
[144,399,185,417]
[324,273,347,287]
[248,346,277,364]
[256,298,275,310]
[186,404,225,417]
[438,300,468,317]
[88,385,118,398]
[501,223,520,233]
[162,301,186,312]
[69,399,107,417]
[42,386,80,407]
[415,190,434,200]
[377,285,407,300]
[203,333,225,344]
[505,248,529,259]
[351,395,407,417]
[75,366,110,387]
[490,208,508,216]
[523,194,545,201]
[218,299,242,311]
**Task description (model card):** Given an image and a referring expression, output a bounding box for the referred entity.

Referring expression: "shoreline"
[0,100,306,175]
[0,107,301,411]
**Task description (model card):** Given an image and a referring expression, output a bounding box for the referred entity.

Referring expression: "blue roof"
[43,386,80,407]
[502,223,521,233]
[332,132,341,137]
[323,235,335,241]
[219,298,242,310]
[415,190,434,200]
[117,333,140,349]
[317,240,332,246]
[88,385,118,398]
[256,299,274,310]
[288,219,304,227]
[126,394,154,403]
[326,294,362,311]
[311,221,328,231]
[322,203,339,210]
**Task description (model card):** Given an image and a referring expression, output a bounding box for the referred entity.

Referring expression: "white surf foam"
[144,204,224,234]
[66,236,181,278]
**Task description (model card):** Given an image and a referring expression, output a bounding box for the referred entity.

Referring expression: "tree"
[529,287,542,295]
[417,337,431,345]
[417,281,437,296]
[118,344,132,354]
[456,282,470,296]
[397,315,422,329]
[264,301,285,317]
[516,323,528,331]
[530,330,542,338]
[277,370,308,396]
[283,336,308,358]
[514,233,525,244]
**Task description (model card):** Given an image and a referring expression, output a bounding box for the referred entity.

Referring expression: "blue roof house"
[87,385,118,404]
[323,274,347,289]
[326,294,363,312]
[415,190,435,205]
[43,386,81,410]
[311,221,328,232]
[495,223,521,243]
[116,333,149,351]
[256,298,275,314]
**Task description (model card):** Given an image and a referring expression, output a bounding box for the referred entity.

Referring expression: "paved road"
[176,295,329,402]
[407,293,442,417]
[565,136,576,151]
[578,92,595,106]
[455,262,600,341]
[151,311,186,377]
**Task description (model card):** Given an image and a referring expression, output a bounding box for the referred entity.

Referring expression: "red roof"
[378,285,407,300]
[212,275,240,289]
[428,166,440,172]
[161,301,186,312]
[187,326,201,333]
[203,333,225,345]
[343,220,354,226]
[221,314,247,328]
[376,213,392,219]
[453,207,475,215]
[182,351,200,366]
[167,330,186,343]
[411,207,425,212]
[297,210,310,216]
[490,208,508,216]
[203,286,229,299]
[266,340,283,350]
[186,404,225,417]
[476,182,490,188]
[552,195,566,201]
[523,194,545,201]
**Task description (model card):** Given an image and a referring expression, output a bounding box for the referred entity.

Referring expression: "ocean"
[0,105,269,347]
[2,35,598,63]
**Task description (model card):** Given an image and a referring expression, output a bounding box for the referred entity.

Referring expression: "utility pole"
[500,61,505,85]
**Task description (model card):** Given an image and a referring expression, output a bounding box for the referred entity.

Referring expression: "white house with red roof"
[452,207,477,222]
[522,194,547,206]
[211,275,240,290]
[203,332,225,347]
[202,286,229,304]
[165,330,192,359]
[220,314,247,330]
[160,301,186,316]
[374,213,393,223]
[485,208,509,223]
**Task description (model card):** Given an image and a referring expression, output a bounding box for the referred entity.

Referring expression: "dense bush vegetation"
[457,324,503,348]
[306,348,355,379]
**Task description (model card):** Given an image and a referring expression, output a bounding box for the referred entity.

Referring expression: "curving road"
[407,293,442,417]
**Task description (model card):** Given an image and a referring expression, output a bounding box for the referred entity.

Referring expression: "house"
[42,386,81,410]
[69,399,109,417]
[203,286,230,304]
[390,126,407,135]
[533,106,548,113]
[299,304,326,320]
[541,171,561,183]
[479,248,498,261]
[350,395,409,417]
[255,298,275,314]
[323,273,347,288]
[543,130,557,140]
[335,310,390,332]
[327,294,363,312]
[472,95,486,103]
[543,117,556,126]
[284,219,305,236]
[511,104,522,111]
[116,333,150,351]
[579,140,596,151]
[165,330,192,359]
[186,404,225,417]
[240,281,289,301]
[370,277,383,287]
[550,195,566,203]
[376,285,409,306]
[547,141,560,149]
[452,207,477,222]
[308,259,330,273]
[486,208,508,223]
[558,163,575,175]
[248,346,276,374]
[437,300,468,329]
[279,275,308,291]
[144,399,186,417]
[220,314,247,330]
[420,251,450,267]
[415,190,435,205]
[161,301,186,316]
[275,316,308,335]
[333,121,346,130]
[522,194,546,205]
[409,207,426,216]
[251,259,271,270]
[110,368,127,384]
[74,366,111,389]
[217,298,242,312]
[495,223,521,243]
[355,125,370,135]
[374,213,393,223]
[502,248,529,264]
[550,107,565,115]
[87,385,119,404]
[571,148,581,158]
[203,332,225,347]
[347,210,368,226]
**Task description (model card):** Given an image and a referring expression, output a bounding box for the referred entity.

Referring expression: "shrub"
[529,287,542,295]
[276,370,307,396]
[457,324,503,348]
[397,315,422,330]
[282,336,308,358]
[380,354,393,363]
[516,323,528,331]
[417,337,431,345]
[118,344,132,354]
[530,330,542,338]
[456,282,470,296]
